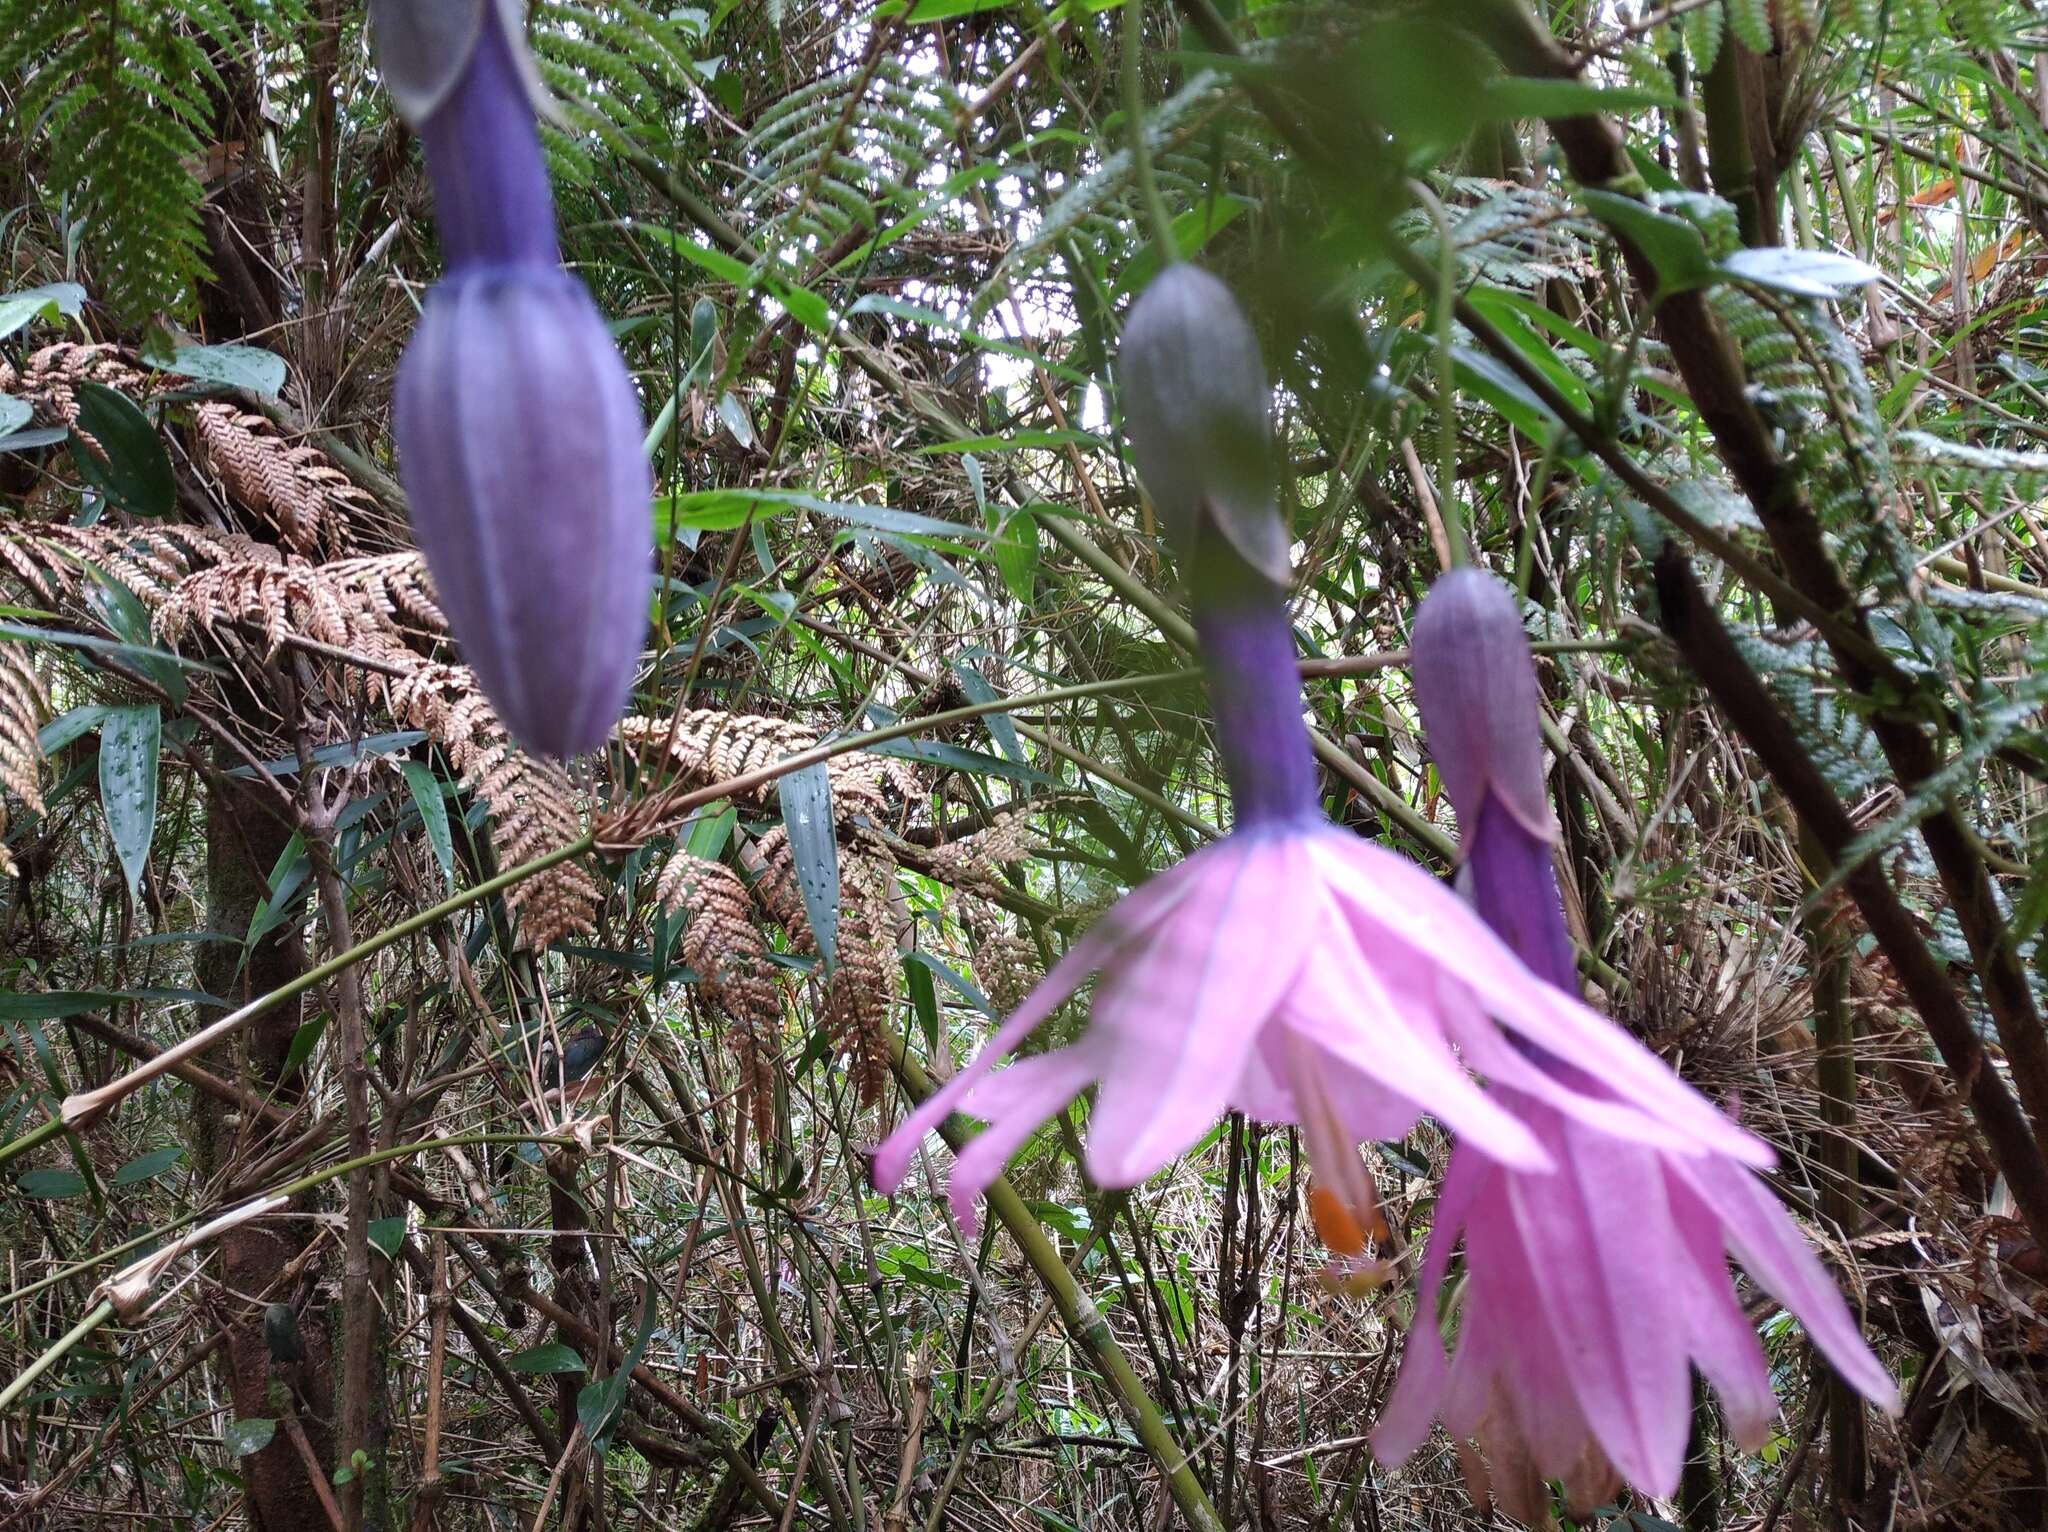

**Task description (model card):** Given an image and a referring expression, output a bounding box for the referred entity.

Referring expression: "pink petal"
[1373,1150,1483,1464]
[1508,1117,1691,1497]
[1665,1168,1781,1450]
[1096,834,1318,1179]
[1445,999,1750,1162]
[870,850,1208,1195]
[947,1043,1108,1234]
[1307,832,1770,1168]
[1286,912,1551,1171]
[1669,1154,1899,1411]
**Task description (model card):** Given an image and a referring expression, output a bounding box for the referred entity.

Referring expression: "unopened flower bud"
[376,0,651,757]
[1118,266,1290,590]
[1412,568,1572,988]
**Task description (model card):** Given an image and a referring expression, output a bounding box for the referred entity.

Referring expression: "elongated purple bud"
[375,0,651,757]
[1411,569,1575,989]
[1121,268,1315,828]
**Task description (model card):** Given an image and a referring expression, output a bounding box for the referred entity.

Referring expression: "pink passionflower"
[1379,568,1898,1515]
[871,817,1769,1234]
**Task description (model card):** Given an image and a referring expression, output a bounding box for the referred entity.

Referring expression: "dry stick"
[883,1353,932,1532]
[887,1024,1227,1532]
[282,1408,349,1532]
[411,1234,451,1532]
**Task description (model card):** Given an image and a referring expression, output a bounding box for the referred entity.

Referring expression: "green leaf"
[1725,0,1771,53]
[510,1342,588,1375]
[38,704,115,756]
[1683,0,1724,76]
[866,736,1055,786]
[0,283,86,341]
[906,0,1011,19]
[0,396,29,436]
[18,1168,87,1199]
[111,1146,186,1186]
[284,1014,329,1077]
[654,487,974,540]
[224,1418,276,1458]
[71,383,175,518]
[99,705,161,901]
[0,992,121,1021]
[576,1286,657,1452]
[1717,247,1883,298]
[401,761,455,885]
[989,506,1039,603]
[1579,189,1714,297]
[682,802,738,860]
[906,958,939,1047]
[951,663,1023,763]
[149,342,289,398]
[367,1217,408,1259]
[779,764,839,968]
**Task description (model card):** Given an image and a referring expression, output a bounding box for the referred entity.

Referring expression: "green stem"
[888,1027,1225,1532]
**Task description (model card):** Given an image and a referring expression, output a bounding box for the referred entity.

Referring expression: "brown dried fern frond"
[655,851,785,1142]
[740,825,812,947]
[0,642,47,819]
[618,710,921,828]
[156,558,361,655]
[382,663,602,948]
[970,926,1040,1019]
[824,854,905,1106]
[190,403,364,558]
[921,811,1038,894]
[0,524,271,610]
[326,552,446,636]
[0,343,147,427]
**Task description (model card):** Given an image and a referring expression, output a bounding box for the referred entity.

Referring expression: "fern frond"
[191,404,366,558]
[655,851,785,1141]
[0,3,285,321]
[0,642,48,820]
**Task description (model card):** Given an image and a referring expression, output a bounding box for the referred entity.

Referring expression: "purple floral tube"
[1386,567,1897,1518]
[373,0,652,757]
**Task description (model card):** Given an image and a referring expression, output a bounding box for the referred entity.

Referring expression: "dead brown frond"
[969,925,1039,1018]
[655,851,785,1141]
[156,557,362,656]
[920,810,1038,895]
[326,552,446,636]
[382,664,603,948]
[0,524,273,610]
[824,853,904,1106]
[0,641,47,822]
[189,403,364,558]
[739,825,811,946]
[615,710,920,845]
[0,343,147,428]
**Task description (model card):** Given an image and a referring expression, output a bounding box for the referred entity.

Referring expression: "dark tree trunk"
[193,755,337,1531]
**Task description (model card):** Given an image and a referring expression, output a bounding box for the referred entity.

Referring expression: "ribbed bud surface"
[394,268,653,756]
[1118,265,1290,588]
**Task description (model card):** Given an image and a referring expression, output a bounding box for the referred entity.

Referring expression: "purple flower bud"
[1118,265,1292,590]
[1411,568,1574,989]
[394,269,652,757]
[376,0,651,757]
[1119,269,1314,827]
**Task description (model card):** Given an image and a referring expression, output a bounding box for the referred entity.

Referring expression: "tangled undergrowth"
[2,1,2048,1529]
